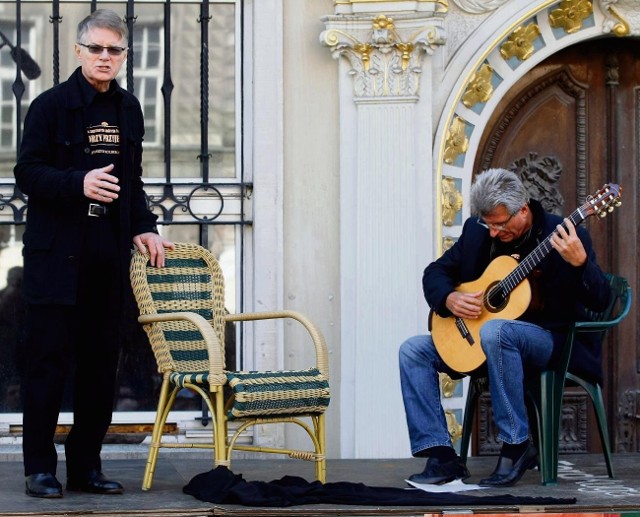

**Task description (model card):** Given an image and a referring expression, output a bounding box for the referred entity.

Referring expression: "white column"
[321,10,445,458]
[247,0,285,449]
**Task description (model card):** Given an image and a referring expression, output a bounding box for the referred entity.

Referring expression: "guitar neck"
[501,208,586,294]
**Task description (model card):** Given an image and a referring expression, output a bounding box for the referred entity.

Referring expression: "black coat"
[423,200,611,383]
[14,67,157,305]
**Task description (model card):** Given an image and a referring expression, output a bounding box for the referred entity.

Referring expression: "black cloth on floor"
[183,466,576,507]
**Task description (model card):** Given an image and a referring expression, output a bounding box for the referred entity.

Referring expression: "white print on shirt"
[87,121,121,156]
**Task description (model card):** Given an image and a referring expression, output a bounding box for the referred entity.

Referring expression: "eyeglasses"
[476,211,515,232]
[78,42,127,56]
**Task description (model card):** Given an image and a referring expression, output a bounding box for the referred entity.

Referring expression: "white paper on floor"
[405,479,488,493]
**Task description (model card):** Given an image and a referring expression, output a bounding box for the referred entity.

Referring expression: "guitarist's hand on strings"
[550,218,587,267]
[446,290,483,319]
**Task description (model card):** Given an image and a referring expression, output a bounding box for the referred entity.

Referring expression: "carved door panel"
[472,37,640,455]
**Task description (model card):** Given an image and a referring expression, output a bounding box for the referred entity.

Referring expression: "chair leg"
[213,389,230,469]
[316,414,327,483]
[460,378,481,462]
[143,378,176,491]
[536,371,563,486]
[569,376,615,478]
[589,383,615,478]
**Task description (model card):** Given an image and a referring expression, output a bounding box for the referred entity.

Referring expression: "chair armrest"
[574,275,631,333]
[138,312,226,380]
[574,319,622,333]
[225,310,329,379]
[574,290,632,333]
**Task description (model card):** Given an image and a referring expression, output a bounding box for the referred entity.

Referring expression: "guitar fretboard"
[498,206,587,296]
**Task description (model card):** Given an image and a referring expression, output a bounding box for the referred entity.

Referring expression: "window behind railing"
[126,23,164,145]
[0,0,249,423]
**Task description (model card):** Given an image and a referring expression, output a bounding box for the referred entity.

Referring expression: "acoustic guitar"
[429,183,622,374]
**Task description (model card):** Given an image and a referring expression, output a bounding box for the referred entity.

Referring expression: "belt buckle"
[88,203,102,217]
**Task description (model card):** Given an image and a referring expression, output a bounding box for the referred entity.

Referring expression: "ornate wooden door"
[472,37,640,455]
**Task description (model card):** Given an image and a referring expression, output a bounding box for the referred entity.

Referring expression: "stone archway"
[432,1,640,454]
[433,0,635,251]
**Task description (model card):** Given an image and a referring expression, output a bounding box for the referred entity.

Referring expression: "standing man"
[399,168,611,487]
[15,9,174,498]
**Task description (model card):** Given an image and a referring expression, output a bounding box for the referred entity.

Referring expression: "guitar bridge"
[455,317,475,345]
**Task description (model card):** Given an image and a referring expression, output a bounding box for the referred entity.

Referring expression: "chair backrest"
[585,273,630,322]
[130,243,228,374]
[555,273,632,376]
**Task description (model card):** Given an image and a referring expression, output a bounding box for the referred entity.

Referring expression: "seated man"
[399,168,611,487]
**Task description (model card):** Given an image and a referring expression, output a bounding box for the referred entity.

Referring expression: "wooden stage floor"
[0,448,639,516]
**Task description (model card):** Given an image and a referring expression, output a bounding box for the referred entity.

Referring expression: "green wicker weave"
[226,368,330,420]
[130,242,330,490]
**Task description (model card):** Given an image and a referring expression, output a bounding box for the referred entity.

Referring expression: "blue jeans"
[399,319,554,456]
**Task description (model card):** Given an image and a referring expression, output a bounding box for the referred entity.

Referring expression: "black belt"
[88,203,109,217]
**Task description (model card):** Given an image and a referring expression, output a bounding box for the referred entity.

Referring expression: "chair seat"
[226,368,330,419]
[169,367,331,420]
[169,372,210,388]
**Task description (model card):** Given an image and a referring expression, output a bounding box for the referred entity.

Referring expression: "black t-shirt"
[82,81,123,215]
[85,89,121,175]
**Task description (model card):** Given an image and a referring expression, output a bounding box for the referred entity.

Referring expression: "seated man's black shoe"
[408,456,471,485]
[479,443,538,487]
[25,473,63,498]
[66,470,124,494]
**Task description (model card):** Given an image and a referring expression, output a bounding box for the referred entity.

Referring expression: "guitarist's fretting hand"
[549,218,587,267]
[446,290,483,319]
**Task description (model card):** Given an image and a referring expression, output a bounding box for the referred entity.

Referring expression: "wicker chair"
[129,242,330,490]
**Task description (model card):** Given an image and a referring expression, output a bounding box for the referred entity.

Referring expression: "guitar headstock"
[586,183,622,219]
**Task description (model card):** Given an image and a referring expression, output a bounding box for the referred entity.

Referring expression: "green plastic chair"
[460,273,631,485]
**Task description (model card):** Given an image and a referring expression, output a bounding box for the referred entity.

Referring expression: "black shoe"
[408,456,471,485]
[66,470,124,494]
[479,443,538,487]
[25,473,63,498]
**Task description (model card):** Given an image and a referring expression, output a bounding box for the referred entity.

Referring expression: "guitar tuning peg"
[615,200,622,207]
[608,206,614,213]
[599,212,607,218]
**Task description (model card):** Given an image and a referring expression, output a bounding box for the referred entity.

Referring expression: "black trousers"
[22,216,122,478]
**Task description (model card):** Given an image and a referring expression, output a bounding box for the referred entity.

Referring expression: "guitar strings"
[474,184,617,309]
[481,210,584,307]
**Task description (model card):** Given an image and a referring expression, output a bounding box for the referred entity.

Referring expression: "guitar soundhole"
[485,282,508,313]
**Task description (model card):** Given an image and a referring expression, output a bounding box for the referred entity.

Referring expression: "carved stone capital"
[450,0,508,14]
[334,0,448,15]
[321,13,445,97]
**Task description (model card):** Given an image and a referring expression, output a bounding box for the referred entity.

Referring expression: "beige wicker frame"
[130,242,329,490]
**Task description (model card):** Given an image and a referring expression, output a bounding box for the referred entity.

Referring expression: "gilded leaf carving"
[443,117,469,165]
[439,372,462,398]
[549,0,593,34]
[462,64,494,108]
[445,410,463,444]
[500,24,541,61]
[442,176,463,226]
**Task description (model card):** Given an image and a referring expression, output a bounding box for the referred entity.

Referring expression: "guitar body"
[431,255,532,373]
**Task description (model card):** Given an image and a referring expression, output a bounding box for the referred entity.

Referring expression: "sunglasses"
[78,42,127,56]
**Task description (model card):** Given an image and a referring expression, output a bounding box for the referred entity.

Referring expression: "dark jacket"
[14,67,157,305]
[423,199,611,383]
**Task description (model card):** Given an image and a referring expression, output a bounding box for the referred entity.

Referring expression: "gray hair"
[469,168,530,216]
[77,9,128,44]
